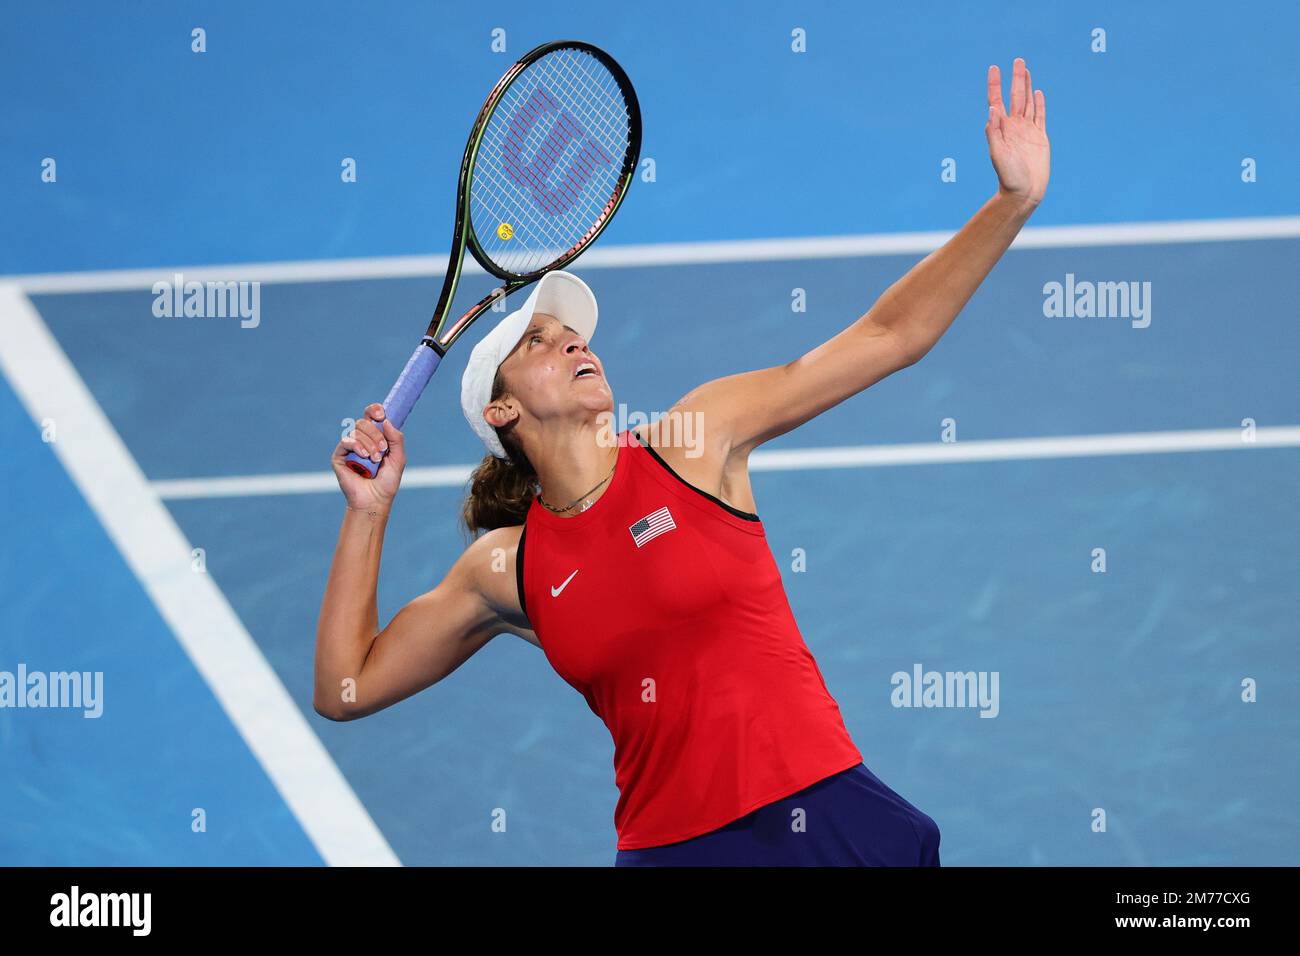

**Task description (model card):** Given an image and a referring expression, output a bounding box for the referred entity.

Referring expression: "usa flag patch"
[629,506,676,548]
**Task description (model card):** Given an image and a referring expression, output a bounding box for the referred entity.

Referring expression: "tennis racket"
[344,39,642,477]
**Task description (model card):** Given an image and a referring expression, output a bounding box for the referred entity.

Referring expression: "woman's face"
[484,312,612,433]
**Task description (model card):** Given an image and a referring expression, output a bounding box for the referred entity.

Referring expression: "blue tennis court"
[2,1,1297,866]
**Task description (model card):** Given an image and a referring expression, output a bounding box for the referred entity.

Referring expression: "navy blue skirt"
[614,762,941,866]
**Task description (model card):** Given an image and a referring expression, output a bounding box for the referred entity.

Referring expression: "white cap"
[460,270,599,459]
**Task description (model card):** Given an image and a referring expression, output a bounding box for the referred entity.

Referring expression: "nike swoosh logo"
[551,569,579,597]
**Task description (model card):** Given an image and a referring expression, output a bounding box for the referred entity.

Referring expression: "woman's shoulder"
[455,523,526,596]
[458,523,533,637]
[465,522,525,558]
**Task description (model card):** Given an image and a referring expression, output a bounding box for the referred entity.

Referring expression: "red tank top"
[516,428,864,850]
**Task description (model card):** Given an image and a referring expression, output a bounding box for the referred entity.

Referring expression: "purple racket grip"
[344,342,442,478]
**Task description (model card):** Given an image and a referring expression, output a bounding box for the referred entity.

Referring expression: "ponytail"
[461,367,538,537]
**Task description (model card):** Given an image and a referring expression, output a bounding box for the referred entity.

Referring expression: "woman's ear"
[483,399,517,430]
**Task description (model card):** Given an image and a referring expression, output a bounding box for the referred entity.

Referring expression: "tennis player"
[315,58,1049,865]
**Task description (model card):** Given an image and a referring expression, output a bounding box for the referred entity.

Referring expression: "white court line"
[0,283,400,867]
[9,215,1300,294]
[149,426,1300,501]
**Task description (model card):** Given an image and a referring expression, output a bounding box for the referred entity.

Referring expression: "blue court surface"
[2,1,1298,866]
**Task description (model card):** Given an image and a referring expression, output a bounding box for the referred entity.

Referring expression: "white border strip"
[0,283,400,867]
[10,215,1300,294]
[149,426,1300,501]
[747,426,1300,470]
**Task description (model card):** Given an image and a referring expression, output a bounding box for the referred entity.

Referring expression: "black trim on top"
[631,430,760,522]
[515,522,528,619]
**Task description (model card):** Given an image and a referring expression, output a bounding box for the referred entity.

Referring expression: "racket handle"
[344,341,443,478]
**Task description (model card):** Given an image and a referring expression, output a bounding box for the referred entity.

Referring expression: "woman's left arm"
[682,58,1050,458]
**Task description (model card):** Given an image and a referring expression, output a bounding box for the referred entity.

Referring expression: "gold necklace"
[539,451,618,514]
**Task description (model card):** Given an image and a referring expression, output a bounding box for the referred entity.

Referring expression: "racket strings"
[475,51,625,270]
[549,52,626,164]
[499,87,599,219]
[488,52,625,201]
[470,46,633,277]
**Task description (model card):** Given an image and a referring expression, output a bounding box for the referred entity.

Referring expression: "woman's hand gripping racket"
[343,40,641,478]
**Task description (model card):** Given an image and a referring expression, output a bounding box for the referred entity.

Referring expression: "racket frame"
[430,39,642,353]
[343,39,641,478]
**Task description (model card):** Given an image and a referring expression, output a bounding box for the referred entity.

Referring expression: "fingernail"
[371,452,382,462]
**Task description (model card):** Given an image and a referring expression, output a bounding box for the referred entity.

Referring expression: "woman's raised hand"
[986,57,1050,208]
[332,403,406,513]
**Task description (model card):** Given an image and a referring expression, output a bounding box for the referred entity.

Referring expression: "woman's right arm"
[313,404,517,721]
